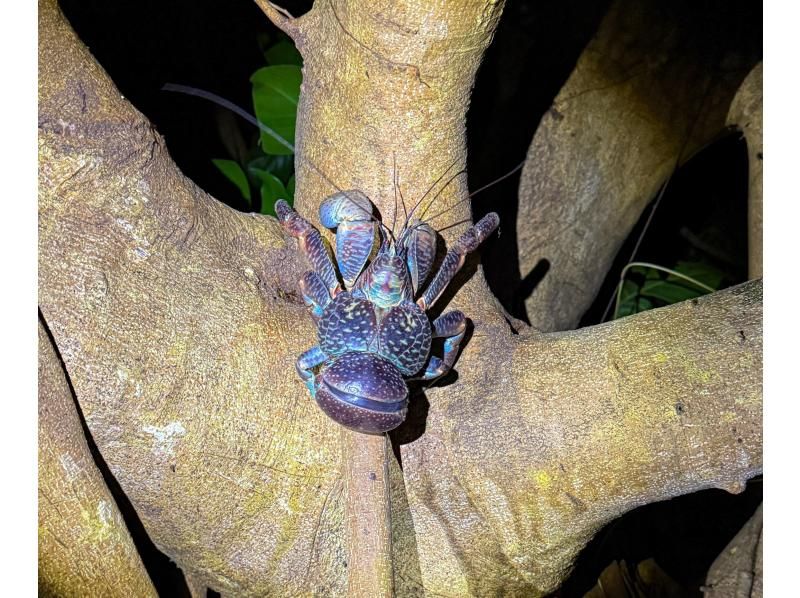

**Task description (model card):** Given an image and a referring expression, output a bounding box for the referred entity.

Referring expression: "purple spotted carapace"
[277,190,499,434]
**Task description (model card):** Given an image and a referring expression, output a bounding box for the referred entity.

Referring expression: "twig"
[254,0,301,40]
[341,430,394,597]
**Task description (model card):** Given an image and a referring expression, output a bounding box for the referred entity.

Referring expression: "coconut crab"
[276,189,498,435]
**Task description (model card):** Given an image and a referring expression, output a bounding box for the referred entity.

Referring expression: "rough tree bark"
[727,62,763,279]
[38,319,157,597]
[516,0,761,331]
[38,0,762,596]
[701,61,763,598]
[704,504,763,598]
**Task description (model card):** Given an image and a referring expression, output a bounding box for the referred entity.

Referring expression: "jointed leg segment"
[418,213,499,310]
[299,271,332,319]
[296,345,326,396]
[419,310,467,381]
[276,200,341,296]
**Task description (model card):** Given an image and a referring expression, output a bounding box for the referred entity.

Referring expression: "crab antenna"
[418,159,525,228]
[406,217,473,237]
[399,170,409,225]
[399,156,461,235]
[397,175,408,230]
[416,166,468,222]
[391,153,399,239]
[162,83,395,241]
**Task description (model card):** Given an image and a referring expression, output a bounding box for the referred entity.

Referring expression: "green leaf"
[264,40,303,66]
[212,159,251,203]
[672,260,726,289]
[614,260,727,319]
[635,296,654,313]
[251,65,302,155]
[640,261,725,304]
[640,278,704,304]
[247,155,294,184]
[286,175,296,199]
[616,279,643,318]
[258,172,290,216]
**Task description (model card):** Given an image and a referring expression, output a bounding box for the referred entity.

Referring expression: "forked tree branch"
[38,0,762,595]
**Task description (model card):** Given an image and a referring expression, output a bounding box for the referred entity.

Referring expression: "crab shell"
[315,351,409,434]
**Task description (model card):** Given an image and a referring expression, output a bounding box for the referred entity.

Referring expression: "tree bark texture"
[516,0,762,331]
[704,504,762,598]
[727,62,763,279]
[38,0,762,595]
[38,319,157,597]
[702,61,763,598]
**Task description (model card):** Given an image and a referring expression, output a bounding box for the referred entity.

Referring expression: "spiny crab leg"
[417,310,467,381]
[276,199,341,297]
[417,212,500,311]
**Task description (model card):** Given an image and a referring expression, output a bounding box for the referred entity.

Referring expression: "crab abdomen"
[316,352,408,434]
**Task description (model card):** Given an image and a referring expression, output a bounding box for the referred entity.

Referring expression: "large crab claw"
[319,191,377,289]
[399,221,437,296]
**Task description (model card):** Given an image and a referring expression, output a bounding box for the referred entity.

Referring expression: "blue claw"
[400,222,437,295]
[319,191,378,289]
[319,191,373,228]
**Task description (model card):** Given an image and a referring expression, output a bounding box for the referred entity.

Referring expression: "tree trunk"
[515,0,762,331]
[38,0,762,595]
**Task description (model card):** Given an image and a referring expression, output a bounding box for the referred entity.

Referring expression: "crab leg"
[299,271,332,319]
[276,200,340,296]
[418,310,467,380]
[296,345,326,396]
[417,212,499,310]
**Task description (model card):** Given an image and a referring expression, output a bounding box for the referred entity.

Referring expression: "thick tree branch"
[516,0,761,331]
[38,0,761,595]
[702,62,763,598]
[288,2,507,594]
[727,63,763,278]
[38,319,157,597]
[704,504,762,597]
[40,1,332,594]
[399,279,762,594]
